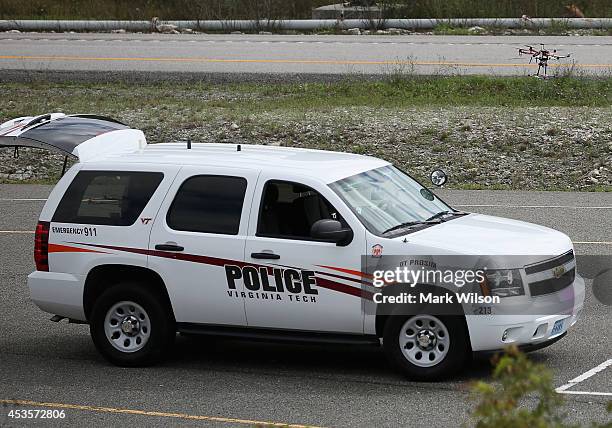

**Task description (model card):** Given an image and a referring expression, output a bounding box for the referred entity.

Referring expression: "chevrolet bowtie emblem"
[553,265,566,278]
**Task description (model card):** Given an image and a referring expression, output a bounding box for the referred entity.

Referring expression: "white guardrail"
[0,18,611,32]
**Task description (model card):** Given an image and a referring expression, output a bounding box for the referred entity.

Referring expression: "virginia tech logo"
[140,217,152,225]
[372,244,383,258]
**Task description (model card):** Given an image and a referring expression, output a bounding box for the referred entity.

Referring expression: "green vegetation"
[261,77,610,109]
[2,76,611,114]
[433,22,473,35]
[433,18,587,36]
[1,0,611,20]
[472,346,612,427]
[186,76,609,109]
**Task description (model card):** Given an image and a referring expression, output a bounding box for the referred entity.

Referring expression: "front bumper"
[466,273,585,352]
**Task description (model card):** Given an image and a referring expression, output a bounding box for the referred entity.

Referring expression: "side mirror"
[310,219,353,246]
[430,169,448,187]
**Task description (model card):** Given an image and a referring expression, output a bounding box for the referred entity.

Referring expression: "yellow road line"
[0,230,34,234]
[0,55,610,68]
[0,399,323,427]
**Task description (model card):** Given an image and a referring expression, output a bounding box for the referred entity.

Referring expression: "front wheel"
[383,314,470,381]
[90,282,175,367]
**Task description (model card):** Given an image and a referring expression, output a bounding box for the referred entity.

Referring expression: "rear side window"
[166,175,247,235]
[52,171,164,226]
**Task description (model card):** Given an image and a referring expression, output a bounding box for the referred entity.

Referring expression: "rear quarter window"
[52,171,164,226]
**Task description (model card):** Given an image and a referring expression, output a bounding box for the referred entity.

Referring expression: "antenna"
[61,156,68,177]
[187,138,191,150]
[237,144,241,152]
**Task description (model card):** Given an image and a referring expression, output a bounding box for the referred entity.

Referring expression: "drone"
[518,44,572,78]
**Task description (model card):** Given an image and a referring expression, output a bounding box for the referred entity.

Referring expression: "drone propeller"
[552,52,572,59]
[518,45,540,55]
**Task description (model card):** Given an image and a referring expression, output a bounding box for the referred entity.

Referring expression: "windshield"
[329,165,452,236]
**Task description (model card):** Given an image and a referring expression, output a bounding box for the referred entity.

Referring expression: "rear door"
[148,166,259,327]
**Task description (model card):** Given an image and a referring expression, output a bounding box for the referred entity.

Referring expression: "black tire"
[90,282,175,367]
[383,314,470,381]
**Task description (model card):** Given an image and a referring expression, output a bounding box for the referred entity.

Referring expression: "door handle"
[251,252,280,260]
[155,243,184,252]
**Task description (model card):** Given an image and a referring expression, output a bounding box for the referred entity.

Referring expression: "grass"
[197,76,608,109]
[433,23,473,35]
[2,76,611,118]
[432,19,600,36]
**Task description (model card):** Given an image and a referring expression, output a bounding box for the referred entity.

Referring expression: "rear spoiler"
[0,113,147,162]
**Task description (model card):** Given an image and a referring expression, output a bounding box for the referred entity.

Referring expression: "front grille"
[525,250,576,297]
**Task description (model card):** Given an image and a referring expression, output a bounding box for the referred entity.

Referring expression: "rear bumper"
[467,273,585,352]
[28,270,86,321]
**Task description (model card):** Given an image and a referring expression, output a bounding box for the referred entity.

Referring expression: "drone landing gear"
[530,61,553,79]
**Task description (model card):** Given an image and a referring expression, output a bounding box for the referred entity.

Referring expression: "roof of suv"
[93,143,389,183]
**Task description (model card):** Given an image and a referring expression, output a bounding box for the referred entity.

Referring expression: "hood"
[397,213,573,256]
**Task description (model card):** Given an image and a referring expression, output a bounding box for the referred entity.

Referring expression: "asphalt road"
[0,184,610,427]
[1,33,611,77]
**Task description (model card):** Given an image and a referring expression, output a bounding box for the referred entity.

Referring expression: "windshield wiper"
[426,210,467,222]
[382,219,442,235]
[383,211,468,235]
[426,210,452,221]
[382,221,423,235]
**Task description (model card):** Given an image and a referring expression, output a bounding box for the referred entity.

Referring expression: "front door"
[243,176,366,333]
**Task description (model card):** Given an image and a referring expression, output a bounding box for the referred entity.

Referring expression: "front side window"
[52,171,163,226]
[167,175,247,235]
[257,180,345,240]
[329,165,451,236]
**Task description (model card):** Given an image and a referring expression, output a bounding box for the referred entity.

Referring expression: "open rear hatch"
[0,113,147,163]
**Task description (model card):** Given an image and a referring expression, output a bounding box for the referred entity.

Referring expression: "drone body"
[518,44,571,78]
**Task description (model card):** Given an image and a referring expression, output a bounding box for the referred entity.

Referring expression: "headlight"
[480,269,524,297]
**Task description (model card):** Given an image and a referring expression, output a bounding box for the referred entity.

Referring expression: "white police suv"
[1,113,585,380]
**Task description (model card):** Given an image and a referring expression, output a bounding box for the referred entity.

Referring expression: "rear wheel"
[90,282,175,366]
[383,314,469,381]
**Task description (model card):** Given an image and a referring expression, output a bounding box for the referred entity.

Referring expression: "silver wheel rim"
[104,301,150,353]
[398,315,450,368]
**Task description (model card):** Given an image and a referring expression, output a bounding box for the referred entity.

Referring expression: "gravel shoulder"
[0,81,610,190]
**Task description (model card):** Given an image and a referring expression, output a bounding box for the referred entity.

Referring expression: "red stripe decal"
[49,243,106,254]
[316,270,370,286]
[72,243,371,299]
[267,261,368,286]
[316,264,373,279]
